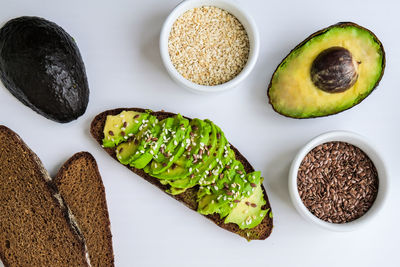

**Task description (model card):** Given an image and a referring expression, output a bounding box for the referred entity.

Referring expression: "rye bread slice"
[54,152,114,267]
[0,126,90,267]
[91,108,273,240]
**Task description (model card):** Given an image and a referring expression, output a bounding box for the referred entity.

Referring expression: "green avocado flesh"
[268,23,385,118]
[103,110,269,229]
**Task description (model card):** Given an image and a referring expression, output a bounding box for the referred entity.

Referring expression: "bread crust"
[90,108,273,240]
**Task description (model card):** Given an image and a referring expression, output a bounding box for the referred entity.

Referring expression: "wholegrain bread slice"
[91,108,273,240]
[54,152,114,267]
[0,126,90,267]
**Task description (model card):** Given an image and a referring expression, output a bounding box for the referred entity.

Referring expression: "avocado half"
[267,22,385,118]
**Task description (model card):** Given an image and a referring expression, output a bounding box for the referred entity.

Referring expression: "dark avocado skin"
[0,16,89,123]
[267,22,386,119]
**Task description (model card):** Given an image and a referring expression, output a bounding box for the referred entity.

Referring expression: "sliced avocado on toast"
[91,108,273,240]
[268,22,385,118]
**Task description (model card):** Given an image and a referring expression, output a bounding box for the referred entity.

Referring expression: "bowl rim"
[288,130,389,231]
[159,0,260,93]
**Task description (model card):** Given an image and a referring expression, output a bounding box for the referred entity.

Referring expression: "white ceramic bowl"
[288,131,389,231]
[159,0,259,93]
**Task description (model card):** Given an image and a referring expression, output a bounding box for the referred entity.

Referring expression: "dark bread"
[54,152,114,267]
[0,126,89,267]
[90,108,273,240]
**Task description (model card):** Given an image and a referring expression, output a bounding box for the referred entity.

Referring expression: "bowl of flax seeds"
[288,131,388,231]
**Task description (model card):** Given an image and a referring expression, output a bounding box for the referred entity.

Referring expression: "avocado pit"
[311,46,359,93]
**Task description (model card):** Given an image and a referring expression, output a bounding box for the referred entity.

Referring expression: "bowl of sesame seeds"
[160,0,259,93]
[288,131,388,231]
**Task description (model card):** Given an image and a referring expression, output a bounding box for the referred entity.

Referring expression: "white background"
[0,0,399,266]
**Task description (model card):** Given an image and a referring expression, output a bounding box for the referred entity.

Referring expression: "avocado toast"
[91,108,273,240]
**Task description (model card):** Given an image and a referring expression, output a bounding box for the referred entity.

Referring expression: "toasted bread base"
[91,108,273,240]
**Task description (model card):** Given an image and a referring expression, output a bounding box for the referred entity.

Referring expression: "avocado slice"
[0,17,89,123]
[129,116,171,169]
[197,159,246,217]
[103,111,149,148]
[166,121,220,190]
[268,22,385,118]
[201,144,236,187]
[224,182,268,229]
[151,119,212,181]
[146,114,190,174]
[116,139,139,165]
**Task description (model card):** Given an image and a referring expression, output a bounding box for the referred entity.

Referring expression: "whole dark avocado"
[0,16,89,123]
